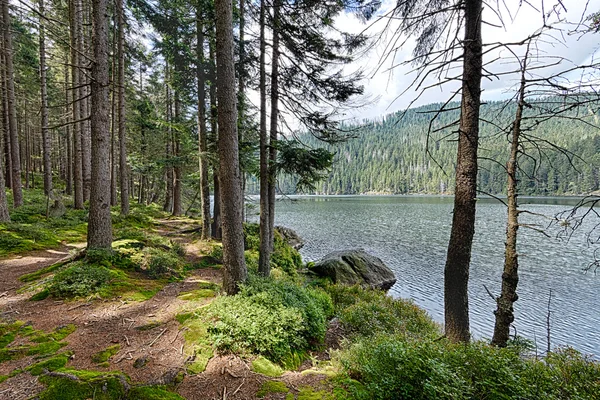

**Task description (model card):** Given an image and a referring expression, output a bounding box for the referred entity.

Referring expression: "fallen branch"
[230,378,246,397]
[148,329,167,347]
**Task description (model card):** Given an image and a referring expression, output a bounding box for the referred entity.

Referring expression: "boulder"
[309,249,396,291]
[274,226,304,250]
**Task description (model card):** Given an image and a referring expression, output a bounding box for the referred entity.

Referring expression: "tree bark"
[70,0,84,209]
[172,93,182,216]
[81,0,91,202]
[0,63,8,221]
[1,43,11,190]
[87,0,112,249]
[266,0,281,275]
[1,0,23,207]
[39,0,52,197]
[209,39,221,239]
[444,0,482,343]
[215,0,247,293]
[258,0,270,275]
[64,57,73,196]
[196,9,211,239]
[163,65,174,213]
[492,52,528,347]
[117,0,129,215]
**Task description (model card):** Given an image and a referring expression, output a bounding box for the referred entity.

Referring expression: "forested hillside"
[265,100,600,196]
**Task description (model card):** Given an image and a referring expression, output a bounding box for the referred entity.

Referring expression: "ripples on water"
[263,195,600,356]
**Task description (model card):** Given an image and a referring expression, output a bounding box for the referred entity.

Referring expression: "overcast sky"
[333,0,600,123]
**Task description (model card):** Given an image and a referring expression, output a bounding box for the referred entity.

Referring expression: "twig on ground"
[148,328,167,347]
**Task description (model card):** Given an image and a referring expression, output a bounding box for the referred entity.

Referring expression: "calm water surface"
[263,195,599,356]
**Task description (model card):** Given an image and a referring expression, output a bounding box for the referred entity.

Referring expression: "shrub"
[205,276,333,363]
[48,262,114,298]
[327,285,438,340]
[338,335,600,400]
[146,249,182,279]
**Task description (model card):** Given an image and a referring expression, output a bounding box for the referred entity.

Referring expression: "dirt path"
[0,221,333,400]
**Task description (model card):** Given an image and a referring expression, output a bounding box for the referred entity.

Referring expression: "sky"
[333,0,600,123]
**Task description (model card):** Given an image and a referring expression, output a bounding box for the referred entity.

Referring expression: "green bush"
[339,336,600,400]
[48,262,114,298]
[205,276,333,363]
[271,230,302,274]
[146,248,182,279]
[326,285,438,340]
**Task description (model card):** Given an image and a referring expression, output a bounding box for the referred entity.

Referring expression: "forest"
[274,99,600,196]
[1,0,600,399]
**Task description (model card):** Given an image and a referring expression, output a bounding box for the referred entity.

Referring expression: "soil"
[0,219,336,399]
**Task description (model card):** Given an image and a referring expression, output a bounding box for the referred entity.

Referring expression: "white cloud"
[336,0,600,122]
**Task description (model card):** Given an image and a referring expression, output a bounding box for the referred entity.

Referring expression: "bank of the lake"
[259,195,600,356]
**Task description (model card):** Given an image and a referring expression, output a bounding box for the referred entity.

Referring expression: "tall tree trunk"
[81,0,91,202]
[1,43,11,190]
[87,0,112,249]
[39,0,52,197]
[172,93,182,216]
[163,66,173,213]
[258,0,270,275]
[215,0,247,293]
[209,39,221,239]
[117,0,129,215]
[70,0,84,209]
[1,0,23,207]
[492,51,528,347]
[266,0,281,274]
[0,63,8,221]
[64,58,73,195]
[238,0,245,223]
[444,0,482,343]
[196,10,210,239]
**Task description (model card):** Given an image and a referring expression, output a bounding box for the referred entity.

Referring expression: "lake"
[256,195,600,356]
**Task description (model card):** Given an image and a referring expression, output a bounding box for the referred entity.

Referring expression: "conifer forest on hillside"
[1,0,600,398]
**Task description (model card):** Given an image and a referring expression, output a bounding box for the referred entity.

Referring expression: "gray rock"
[275,226,304,250]
[309,249,396,291]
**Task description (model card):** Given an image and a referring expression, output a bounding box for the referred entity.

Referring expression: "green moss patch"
[135,322,162,331]
[257,380,289,397]
[128,386,184,400]
[0,322,75,364]
[176,317,213,374]
[251,356,284,377]
[92,344,120,364]
[177,289,216,301]
[27,352,71,375]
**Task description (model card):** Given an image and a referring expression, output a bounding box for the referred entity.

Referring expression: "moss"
[29,288,50,301]
[27,353,71,375]
[27,341,67,356]
[181,318,213,374]
[286,393,295,400]
[128,386,185,400]
[0,375,8,383]
[20,262,68,283]
[31,324,77,343]
[91,344,120,364]
[177,289,216,301]
[0,332,15,348]
[0,347,26,362]
[135,322,162,331]
[175,312,193,324]
[297,387,335,400]
[251,356,284,377]
[37,369,128,400]
[257,380,289,397]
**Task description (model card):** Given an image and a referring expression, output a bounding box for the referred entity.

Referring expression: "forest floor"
[0,218,338,400]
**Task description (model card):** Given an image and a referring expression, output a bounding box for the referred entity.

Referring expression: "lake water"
[260,195,600,356]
